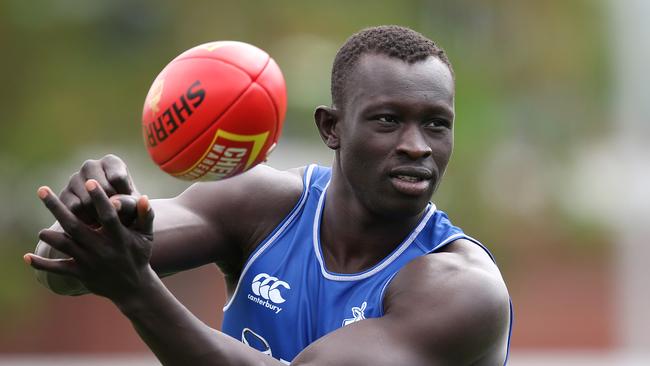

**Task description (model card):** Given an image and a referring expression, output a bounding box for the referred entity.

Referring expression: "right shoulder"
[172,164,306,253]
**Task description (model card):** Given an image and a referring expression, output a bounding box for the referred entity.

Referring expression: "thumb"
[135,195,154,237]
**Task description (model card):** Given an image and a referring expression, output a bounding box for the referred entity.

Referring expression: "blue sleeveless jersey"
[222,165,512,364]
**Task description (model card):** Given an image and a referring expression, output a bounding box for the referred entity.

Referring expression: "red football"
[141,41,286,181]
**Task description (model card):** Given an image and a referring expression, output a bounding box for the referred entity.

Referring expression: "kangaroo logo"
[342,301,367,327]
[251,273,290,304]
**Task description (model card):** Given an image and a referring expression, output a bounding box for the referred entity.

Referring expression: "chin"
[372,194,432,219]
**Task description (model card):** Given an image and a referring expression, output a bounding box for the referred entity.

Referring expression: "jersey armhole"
[223,164,316,311]
[378,272,398,317]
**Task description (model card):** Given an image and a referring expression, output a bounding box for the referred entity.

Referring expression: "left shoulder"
[383,238,511,364]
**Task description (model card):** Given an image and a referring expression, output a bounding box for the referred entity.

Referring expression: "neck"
[319,172,427,274]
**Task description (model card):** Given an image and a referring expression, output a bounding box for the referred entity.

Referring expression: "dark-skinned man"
[26,25,512,365]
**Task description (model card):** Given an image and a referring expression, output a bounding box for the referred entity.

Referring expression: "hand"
[26,180,155,303]
[60,154,138,225]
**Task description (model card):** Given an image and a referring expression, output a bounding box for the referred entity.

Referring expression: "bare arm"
[140,164,304,279]
[33,154,303,295]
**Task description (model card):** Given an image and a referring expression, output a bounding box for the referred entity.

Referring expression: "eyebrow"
[360,99,454,119]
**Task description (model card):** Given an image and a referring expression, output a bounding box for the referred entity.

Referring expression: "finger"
[135,195,154,237]
[24,253,80,277]
[80,160,117,196]
[102,154,136,195]
[38,229,87,261]
[61,173,94,222]
[38,186,92,242]
[85,179,122,236]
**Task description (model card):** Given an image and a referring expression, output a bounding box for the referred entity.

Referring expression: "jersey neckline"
[312,180,437,282]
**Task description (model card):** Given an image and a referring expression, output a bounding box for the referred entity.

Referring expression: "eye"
[424,118,451,129]
[376,115,398,124]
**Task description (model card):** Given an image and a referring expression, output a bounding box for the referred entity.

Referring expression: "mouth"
[393,175,424,182]
[389,167,434,196]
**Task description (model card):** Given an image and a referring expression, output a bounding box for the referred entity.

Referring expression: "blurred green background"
[2,0,649,364]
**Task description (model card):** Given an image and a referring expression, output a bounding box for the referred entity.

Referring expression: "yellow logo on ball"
[173,129,269,181]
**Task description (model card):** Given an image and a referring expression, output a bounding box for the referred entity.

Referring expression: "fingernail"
[85,180,98,191]
[141,195,151,211]
[111,199,121,210]
[23,254,32,265]
[37,187,49,199]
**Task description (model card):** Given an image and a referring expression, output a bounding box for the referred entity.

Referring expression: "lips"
[388,166,434,196]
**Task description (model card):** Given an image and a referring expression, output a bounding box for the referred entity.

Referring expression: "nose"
[396,124,432,160]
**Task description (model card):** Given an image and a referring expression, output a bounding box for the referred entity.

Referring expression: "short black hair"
[331,25,453,109]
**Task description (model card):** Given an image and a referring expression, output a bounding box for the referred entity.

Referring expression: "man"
[26,26,512,365]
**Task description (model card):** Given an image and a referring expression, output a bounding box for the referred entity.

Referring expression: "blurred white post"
[610,0,650,353]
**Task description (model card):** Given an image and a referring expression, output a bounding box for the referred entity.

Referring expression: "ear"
[314,105,340,150]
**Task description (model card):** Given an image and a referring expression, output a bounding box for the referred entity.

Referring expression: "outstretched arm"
[33,154,303,295]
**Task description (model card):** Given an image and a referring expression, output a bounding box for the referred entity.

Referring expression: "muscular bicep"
[148,165,304,277]
[292,317,426,366]
[293,311,472,366]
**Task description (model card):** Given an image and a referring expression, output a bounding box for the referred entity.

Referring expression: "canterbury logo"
[251,273,290,304]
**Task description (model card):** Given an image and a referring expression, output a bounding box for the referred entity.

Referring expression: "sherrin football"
[142,41,287,181]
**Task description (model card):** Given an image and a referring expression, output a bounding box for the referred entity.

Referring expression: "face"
[331,53,455,218]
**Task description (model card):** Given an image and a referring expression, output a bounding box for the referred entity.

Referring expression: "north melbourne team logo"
[247,273,290,314]
[342,301,367,327]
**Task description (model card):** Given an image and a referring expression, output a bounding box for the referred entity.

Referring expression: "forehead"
[344,54,455,111]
